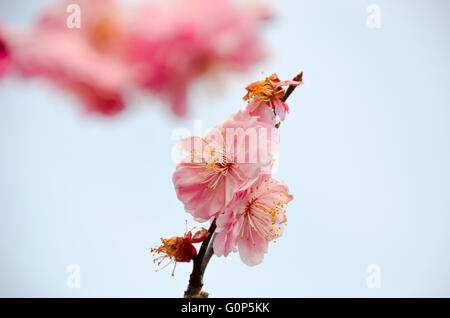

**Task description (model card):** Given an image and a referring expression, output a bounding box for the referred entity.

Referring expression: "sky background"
[0,0,449,297]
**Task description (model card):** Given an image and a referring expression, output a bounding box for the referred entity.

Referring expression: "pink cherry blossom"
[214,177,293,266]
[244,73,303,125]
[166,72,302,292]
[5,29,134,115]
[173,110,278,222]
[2,0,134,115]
[1,0,268,117]
[126,0,269,116]
[37,0,130,57]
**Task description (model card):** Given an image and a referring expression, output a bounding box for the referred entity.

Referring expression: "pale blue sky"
[0,0,449,297]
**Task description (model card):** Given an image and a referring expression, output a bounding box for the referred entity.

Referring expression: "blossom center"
[201,152,237,190]
[243,74,285,103]
[240,188,287,244]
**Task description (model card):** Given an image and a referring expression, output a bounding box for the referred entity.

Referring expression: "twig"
[184,219,217,298]
[281,71,303,103]
[275,71,303,128]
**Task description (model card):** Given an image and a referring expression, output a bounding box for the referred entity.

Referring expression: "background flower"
[0,0,269,116]
[5,28,134,115]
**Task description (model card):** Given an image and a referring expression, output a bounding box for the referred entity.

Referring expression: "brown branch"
[281,71,303,103]
[275,71,303,128]
[184,219,216,298]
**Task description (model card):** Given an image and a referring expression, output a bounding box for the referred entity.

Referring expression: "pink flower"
[1,0,135,116]
[1,0,269,117]
[214,177,293,266]
[244,73,303,125]
[38,0,129,55]
[173,110,278,222]
[126,0,269,116]
[5,29,134,115]
[39,0,269,117]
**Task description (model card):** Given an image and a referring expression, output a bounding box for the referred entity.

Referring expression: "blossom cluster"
[0,0,269,116]
[153,73,302,269]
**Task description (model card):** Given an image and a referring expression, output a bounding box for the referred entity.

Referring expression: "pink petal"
[237,233,268,266]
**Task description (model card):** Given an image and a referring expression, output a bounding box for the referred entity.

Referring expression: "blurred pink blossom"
[128,0,268,116]
[5,29,134,115]
[0,0,269,116]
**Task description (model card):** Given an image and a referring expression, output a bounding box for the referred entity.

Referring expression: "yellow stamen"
[243,74,285,103]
